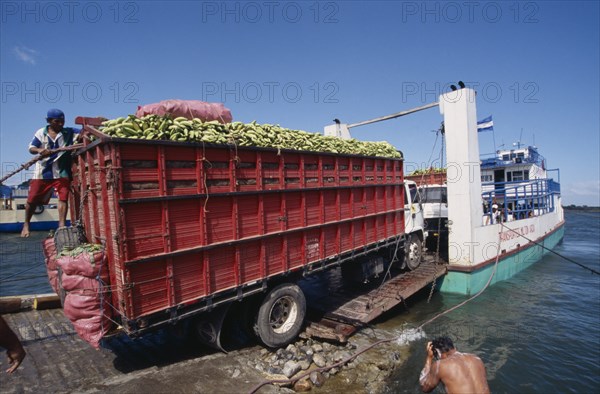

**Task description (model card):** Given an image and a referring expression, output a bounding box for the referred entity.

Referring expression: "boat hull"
[440,222,565,295]
[0,205,69,233]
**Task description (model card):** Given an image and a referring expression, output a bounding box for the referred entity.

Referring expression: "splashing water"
[394,327,427,346]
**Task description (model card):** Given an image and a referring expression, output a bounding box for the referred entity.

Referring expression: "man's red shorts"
[27,178,71,205]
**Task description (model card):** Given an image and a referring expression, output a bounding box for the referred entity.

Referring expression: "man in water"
[419,336,490,394]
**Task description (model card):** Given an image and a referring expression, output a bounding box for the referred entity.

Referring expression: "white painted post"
[439,89,484,265]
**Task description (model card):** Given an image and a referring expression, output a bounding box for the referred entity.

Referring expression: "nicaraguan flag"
[477,116,494,132]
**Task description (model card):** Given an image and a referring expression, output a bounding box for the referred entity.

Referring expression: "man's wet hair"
[432,336,455,354]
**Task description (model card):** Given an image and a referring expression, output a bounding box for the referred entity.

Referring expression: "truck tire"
[254,283,306,348]
[405,235,422,270]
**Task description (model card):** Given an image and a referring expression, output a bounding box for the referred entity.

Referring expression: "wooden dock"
[0,259,447,392]
[1,308,281,393]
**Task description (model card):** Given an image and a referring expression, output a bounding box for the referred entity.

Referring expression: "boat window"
[502,154,510,161]
[508,170,525,182]
[481,174,493,183]
[420,187,447,203]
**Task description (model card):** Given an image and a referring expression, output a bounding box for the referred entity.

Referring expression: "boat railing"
[482,178,560,223]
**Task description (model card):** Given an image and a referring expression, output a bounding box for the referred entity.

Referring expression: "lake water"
[1,211,598,392]
[382,210,600,393]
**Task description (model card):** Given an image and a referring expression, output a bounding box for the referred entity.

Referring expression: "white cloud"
[13,46,39,65]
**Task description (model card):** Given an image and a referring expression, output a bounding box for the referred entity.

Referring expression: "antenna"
[518,128,524,149]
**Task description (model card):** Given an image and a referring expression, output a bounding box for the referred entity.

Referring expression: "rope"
[0,261,45,282]
[499,223,599,275]
[0,144,83,185]
[247,227,504,394]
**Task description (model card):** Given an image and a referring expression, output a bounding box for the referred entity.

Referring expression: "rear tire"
[405,235,422,270]
[254,283,306,348]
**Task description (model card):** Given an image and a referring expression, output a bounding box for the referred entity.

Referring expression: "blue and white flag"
[477,116,494,132]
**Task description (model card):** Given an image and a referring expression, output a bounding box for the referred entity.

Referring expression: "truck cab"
[403,180,425,270]
[418,184,448,258]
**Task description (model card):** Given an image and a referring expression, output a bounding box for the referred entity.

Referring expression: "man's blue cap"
[47,109,65,119]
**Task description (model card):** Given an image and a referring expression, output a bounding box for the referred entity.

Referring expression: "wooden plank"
[310,261,447,325]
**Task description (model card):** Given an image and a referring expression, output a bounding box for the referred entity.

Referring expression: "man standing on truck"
[419,336,490,394]
[21,109,78,237]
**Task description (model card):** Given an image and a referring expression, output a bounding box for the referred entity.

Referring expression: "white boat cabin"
[480,146,560,222]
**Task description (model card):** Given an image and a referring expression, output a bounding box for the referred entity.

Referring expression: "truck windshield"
[420,187,447,203]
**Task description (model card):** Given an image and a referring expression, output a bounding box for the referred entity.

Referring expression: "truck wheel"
[406,235,422,270]
[254,283,306,348]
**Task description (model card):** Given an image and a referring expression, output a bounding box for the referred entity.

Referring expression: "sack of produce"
[57,243,113,349]
[56,244,105,277]
[135,99,232,123]
[42,238,59,294]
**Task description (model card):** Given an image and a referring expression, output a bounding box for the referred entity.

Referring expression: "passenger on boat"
[419,336,490,394]
[0,315,26,373]
[21,109,78,237]
[485,204,502,225]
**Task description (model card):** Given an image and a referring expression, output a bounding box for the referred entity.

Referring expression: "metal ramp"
[302,258,447,342]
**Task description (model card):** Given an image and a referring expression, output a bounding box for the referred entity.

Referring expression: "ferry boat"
[326,87,565,296]
[437,90,564,295]
[0,186,66,232]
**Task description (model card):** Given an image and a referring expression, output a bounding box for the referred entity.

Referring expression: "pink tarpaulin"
[135,99,233,123]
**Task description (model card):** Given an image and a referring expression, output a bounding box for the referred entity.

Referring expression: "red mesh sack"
[63,289,113,349]
[135,99,233,123]
[69,314,113,349]
[42,238,59,293]
[57,251,106,278]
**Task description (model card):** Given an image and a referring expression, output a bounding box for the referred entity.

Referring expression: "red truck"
[67,117,418,349]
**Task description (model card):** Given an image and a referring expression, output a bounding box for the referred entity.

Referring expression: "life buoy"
[34,205,45,215]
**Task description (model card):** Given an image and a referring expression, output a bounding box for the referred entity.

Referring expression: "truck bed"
[72,121,406,332]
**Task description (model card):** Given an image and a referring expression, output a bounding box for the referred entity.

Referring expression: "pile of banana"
[99,115,401,158]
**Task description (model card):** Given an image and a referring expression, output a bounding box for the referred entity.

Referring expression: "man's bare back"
[420,337,490,394]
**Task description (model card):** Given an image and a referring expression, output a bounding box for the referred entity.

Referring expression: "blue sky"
[1,1,598,205]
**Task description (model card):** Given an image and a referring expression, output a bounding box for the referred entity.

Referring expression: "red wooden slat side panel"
[205,197,234,244]
[239,243,261,283]
[129,259,168,317]
[286,233,303,266]
[339,222,352,253]
[305,193,321,226]
[286,193,303,228]
[238,195,260,238]
[172,252,206,304]
[208,247,236,291]
[75,140,406,320]
[323,225,338,257]
[168,200,202,250]
[124,202,164,259]
[323,190,338,222]
[263,194,282,234]
[264,238,283,276]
